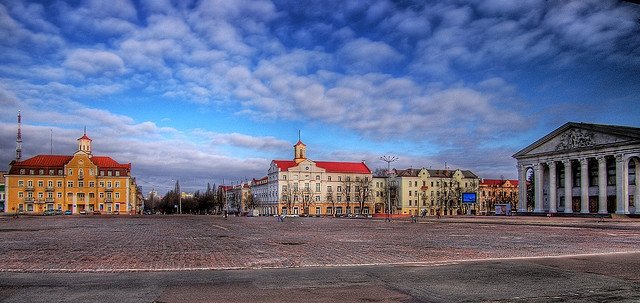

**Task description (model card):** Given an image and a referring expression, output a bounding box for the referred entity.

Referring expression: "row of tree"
[146,182,226,214]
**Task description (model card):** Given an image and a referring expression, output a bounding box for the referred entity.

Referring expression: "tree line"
[145,182,226,214]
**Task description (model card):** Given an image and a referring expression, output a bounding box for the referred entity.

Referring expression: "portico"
[513,123,640,215]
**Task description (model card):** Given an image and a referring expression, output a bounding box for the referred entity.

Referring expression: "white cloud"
[337,38,403,73]
[64,49,126,77]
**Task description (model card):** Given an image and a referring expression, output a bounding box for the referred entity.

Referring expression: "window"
[108,171,112,176]
[337,196,342,202]
[99,193,104,198]
[68,169,73,176]
[58,170,63,175]
[316,175,320,181]
[57,181,63,187]
[328,176,332,181]
[67,181,74,188]
[49,169,54,175]
[48,180,53,187]
[78,181,84,188]
[115,171,120,177]
[316,183,321,192]
[89,193,95,199]
[115,181,120,188]
[115,193,120,199]
[38,192,44,199]
[99,181,105,188]
[327,186,332,192]
[27,180,33,187]
[316,207,321,215]
[18,180,24,187]
[107,181,112,188]
[29,169,34,175]
[283,175,287,180]
[315,195,320,202]
[18,192,24,198]
[89,181,95,187]
[57,192,62,198]
[20,169,25,175]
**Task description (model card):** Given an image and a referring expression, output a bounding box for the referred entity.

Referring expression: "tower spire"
[16,110,22,161]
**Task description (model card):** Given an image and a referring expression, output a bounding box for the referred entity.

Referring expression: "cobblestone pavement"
[1,215,639,272]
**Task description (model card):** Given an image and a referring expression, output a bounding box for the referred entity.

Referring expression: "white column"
[563,159,573,213]
[548,161,557,213]
[616,154,629,214]
[517,164,527,213]
[635,158,640,214]
[597,156,608,214]
[580,158,589,213]
[534,163,544,213]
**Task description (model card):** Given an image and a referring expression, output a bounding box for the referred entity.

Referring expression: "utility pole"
[380,155,398,222]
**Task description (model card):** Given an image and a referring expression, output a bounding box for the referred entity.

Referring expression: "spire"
[77,128,92,155]
[293,131,307,163]
[16,110,22,161]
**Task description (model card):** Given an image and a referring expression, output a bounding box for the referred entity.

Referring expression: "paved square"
[1,215,639,272]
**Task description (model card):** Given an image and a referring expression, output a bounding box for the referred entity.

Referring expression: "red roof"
[480,179,519,187]
[90,156,131,169]
[78,134,92,141]
[294,140,306,146]
[9,154,130,173]
[11,155,73,168]
[272,160,371,174]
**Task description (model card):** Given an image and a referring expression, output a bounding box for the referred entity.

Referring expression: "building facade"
[477,179,519,215]
[4,132,138,215]
[0,171,6,212]
[265,140,373,216]
[391,168,480,216]
[513,122,640,215]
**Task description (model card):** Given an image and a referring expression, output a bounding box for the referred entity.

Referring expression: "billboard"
[461,192,477,204]
[495,203,512,215]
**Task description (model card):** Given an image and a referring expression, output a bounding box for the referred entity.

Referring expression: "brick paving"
[1,215,639,272]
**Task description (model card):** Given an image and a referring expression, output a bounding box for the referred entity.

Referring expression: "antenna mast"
[16,111,22,161]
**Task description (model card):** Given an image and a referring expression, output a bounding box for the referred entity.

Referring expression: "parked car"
[54,209,63,215]
[64,210,72,215]
[43,209,55,216]
[79,210,87,215]
[92,210,101,215]
[112,211,120,215]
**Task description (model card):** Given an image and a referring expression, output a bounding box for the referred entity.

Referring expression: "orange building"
[4,132,138,215]
[476,179,519,215]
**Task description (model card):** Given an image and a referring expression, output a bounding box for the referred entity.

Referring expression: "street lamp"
[380,155,398,222]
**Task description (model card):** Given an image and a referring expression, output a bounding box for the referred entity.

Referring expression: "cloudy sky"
[1,0,639,194]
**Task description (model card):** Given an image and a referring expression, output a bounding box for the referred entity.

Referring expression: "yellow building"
[391,168,480,216]
[5,132,137,215]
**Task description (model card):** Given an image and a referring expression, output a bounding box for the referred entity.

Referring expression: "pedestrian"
[421,209,426,218]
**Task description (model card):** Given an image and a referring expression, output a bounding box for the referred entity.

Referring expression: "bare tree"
[301,187,312,216]
[326,187,335,216]
[354,176,372,215]
[341,177,353,215]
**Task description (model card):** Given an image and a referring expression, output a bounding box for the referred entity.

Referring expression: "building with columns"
[513,122,640,215]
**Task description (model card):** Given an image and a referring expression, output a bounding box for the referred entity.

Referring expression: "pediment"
[514,122,640,158]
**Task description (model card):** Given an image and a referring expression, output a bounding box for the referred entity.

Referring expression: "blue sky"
[1,0,639,194]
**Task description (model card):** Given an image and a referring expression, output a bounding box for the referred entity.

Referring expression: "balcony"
[104,188,113,192]
[45,198,54,203]
[24,197,34,202]
[104,198,113,203]
[45,186,55,192]
[78,174,84,180]
[25,186,35,192]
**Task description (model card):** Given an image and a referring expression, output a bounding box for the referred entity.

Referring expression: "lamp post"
[380,155,398,222]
